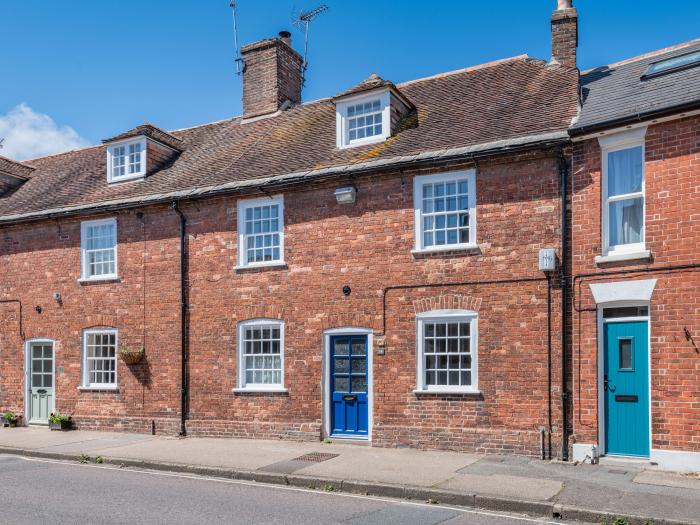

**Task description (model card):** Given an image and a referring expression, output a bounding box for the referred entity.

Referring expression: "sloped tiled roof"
[102,123,185,152]
[0,156,35,180]
[0,56,578,221]
[572,39,700,134]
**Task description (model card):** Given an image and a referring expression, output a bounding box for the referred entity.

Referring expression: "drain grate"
[294,452,339,463]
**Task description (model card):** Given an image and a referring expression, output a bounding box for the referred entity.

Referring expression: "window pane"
[609,198,643,246]
[608,146,643,197]
[423,319,473,387]
[619,339,633,369]
[242,323,282,386]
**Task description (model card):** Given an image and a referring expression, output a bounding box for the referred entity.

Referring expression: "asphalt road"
[0,454,588,525]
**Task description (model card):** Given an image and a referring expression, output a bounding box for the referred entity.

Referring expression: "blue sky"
[1,1,698,159]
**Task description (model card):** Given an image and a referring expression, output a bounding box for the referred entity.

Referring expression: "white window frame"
[107,138,147,183]
[599,127,647,259]
[80,328,118,390]
[335,90,391,149]
[415,309,479,394]
[234,319,286,393]
[413,170,477,254]
[80,217,118,281]
[236,195,285,269]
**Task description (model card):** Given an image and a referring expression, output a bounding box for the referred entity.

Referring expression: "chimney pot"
[279,31,292,47]
[557,0,572,9]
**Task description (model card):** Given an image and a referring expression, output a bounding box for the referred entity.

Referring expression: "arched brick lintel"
[412,294,482,315]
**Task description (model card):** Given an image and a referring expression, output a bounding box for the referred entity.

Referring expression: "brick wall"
[0,150,566,456]
[550,8,578,69]
[572,114,700,453]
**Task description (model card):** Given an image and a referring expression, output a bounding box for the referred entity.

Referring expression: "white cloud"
[0,103,90,160]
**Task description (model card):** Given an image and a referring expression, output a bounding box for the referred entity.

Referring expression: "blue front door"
[330,335,368,437]
[604,320,649,457]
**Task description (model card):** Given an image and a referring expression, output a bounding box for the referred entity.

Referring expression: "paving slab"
[634,470,700,490]
[436,473,562,501]
[296,447,479,487]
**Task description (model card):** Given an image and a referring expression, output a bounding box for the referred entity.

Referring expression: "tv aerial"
[293,4,329,86]
[229,0,243,75]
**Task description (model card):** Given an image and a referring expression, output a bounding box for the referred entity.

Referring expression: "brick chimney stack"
[240,31,303,119]
[551,0,578,69]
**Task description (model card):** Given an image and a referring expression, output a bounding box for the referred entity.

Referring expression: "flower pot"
[3,417,21,428]
[120,347,145,365]
[49,419,72,431]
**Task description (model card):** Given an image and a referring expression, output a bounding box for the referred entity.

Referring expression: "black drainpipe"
[558,152,569,461]
[172,201,188,437]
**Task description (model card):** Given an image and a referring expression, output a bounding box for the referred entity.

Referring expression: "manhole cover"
[294,452,339,463]
[608,469,628,475]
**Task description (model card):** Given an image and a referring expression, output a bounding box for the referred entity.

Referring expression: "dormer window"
[336,92,390,149]
[107,138,147,183]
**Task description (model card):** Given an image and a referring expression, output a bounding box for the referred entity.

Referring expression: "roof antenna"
[230,0,243,75]
[293,4,328,87]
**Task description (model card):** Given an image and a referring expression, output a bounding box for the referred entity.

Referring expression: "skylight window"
[642,49,700,79]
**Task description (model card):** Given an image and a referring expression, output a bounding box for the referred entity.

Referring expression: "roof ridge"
[583,38,700,73]
[20,143,103,163]
[397,54,529,87]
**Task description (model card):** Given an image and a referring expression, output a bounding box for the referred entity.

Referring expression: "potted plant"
[49,412,72,431]
[119,344,145,365]
[2,412,22,428]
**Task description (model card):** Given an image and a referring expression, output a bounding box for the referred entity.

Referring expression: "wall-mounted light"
[334,186,356,204]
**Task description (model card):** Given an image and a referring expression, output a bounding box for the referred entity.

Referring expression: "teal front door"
[29,342,54,423]
[604,321,649,457]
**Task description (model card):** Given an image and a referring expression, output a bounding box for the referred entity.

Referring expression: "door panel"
[29,343,54,423]
[330,336,368,437]
[604,321,649,457]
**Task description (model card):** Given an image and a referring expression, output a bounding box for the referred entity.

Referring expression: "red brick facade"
[0,151,566,456]
[571,114,700,457]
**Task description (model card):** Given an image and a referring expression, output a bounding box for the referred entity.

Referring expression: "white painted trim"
[413,170,477,253]
[24,338,56,425]
[596,306,651,457]
[650,449,700,473]
[80,217,118,281]
[415,310,479,394]
[336,90,391,149]
[106,137,147,183]
[589,279,657,304]
[598,128,647,258]
[236,319,285,391]
[571,108,700,142]
[236,195,285,269]
[595,250,651,265]
[322,327,373,441]
[81,328,118,389]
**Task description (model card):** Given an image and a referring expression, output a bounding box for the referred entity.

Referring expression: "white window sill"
[107,173,146,184]
[412,244,480,256]
[595,250,651,265]
[338,135,388,150]
[235,261,287,271]
[413,389,481,395]
[78,386,119,392]
[232,387,288,394]
[78,276,121,284]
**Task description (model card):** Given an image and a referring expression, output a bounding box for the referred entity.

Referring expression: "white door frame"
[596,301,651,456]
[24,338,56,425]
[322,327,373,441]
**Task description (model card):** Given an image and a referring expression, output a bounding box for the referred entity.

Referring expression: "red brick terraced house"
[0,2,698,471]
[569,39,700,471]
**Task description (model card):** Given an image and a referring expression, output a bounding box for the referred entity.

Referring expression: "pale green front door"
[29,342,53,423]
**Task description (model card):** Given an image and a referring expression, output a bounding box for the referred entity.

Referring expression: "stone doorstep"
[0,446,697,525]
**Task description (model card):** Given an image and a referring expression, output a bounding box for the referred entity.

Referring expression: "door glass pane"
[32,374,42,387]
[32,360,42,372]
[334,340,350,356]
[33,346,42,359]
[351,339,365,356]
[44,375,53,388]
[334,377,349,392]
[351,358,366,373]
[351,376,367,393]
[619,339,633,370]
[334,358,349,373]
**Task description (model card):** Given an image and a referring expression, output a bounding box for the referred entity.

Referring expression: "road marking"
[14,455,568,524]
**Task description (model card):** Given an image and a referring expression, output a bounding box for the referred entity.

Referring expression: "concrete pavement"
[1,427,699,524]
